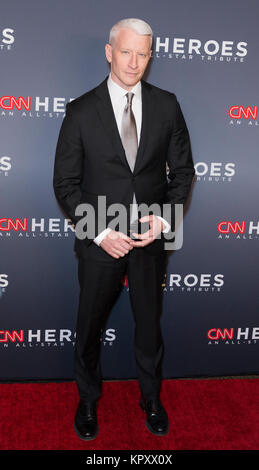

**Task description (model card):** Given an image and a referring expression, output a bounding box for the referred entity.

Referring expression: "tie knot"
[126,92,134,106]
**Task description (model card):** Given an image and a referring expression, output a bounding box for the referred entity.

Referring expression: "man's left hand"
[130,215,165,247]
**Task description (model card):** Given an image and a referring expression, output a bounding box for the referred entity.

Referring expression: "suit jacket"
[53,74,195,258]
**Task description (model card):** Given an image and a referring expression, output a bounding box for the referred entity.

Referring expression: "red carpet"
[0,378,258,450]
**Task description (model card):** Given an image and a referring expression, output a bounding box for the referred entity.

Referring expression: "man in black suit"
[53,18,195,440]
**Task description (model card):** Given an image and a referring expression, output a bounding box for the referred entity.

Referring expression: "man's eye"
[122,51,129,54]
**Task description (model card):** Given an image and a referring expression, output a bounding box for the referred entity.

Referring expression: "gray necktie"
[121,92,138,224]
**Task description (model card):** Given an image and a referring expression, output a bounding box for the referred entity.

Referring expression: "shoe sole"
[139,400,169,436]
[73,422,99,441]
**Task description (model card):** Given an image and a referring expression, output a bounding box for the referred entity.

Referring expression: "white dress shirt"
[93,72,170,245]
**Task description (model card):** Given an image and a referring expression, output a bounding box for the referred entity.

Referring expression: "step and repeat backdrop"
[1,0,258,380]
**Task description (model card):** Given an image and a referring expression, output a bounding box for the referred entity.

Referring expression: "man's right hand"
[100,230,134,259]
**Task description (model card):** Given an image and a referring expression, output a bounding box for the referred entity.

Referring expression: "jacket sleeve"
[165,95,195,231]
[53,102,83,227]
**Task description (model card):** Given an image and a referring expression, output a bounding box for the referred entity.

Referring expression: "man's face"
[105,27,152,90]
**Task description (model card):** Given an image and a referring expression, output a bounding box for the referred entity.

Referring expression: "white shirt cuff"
[93,228,112,245]
[156,216,171,233]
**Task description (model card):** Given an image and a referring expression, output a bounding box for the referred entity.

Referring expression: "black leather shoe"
[73,399,99,440]
[140,396,169,435]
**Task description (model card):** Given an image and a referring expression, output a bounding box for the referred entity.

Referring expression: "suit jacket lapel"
[94,74,154,175]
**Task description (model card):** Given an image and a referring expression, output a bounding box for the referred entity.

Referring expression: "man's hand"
[130,215,165,248]
[100,230,134,259]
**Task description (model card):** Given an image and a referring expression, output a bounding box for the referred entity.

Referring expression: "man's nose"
[129,53,138,68]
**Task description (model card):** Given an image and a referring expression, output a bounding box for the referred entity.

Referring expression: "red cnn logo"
[0,330,24,343]
[0,96,31,110]
[0,218,27,231]
[207,328,234,340]
[229,106,258,120]
[217,221,245,234]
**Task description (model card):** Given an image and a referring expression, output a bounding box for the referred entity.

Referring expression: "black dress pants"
[74,239,167,403]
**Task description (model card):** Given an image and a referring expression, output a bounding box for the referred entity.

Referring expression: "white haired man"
[53,17,195,440]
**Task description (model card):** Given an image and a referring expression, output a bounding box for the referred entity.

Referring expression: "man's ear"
[105,43,112,64]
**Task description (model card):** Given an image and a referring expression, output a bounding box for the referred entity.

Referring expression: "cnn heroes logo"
[228,105,258,127]
[166,162,236,182]
[0,96,74,118]
[208,327,258,345]
[217,220,259,240]
[153,36,247,63]
[0,217,74,238]
[0,328,116,348]
[164,273,224,292]
[194,162,235,182]
[0,28,14,50]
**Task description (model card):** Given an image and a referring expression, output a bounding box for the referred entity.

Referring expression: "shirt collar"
[107,71,142,104]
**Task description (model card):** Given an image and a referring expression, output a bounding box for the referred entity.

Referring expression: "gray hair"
[109,18,153,49]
